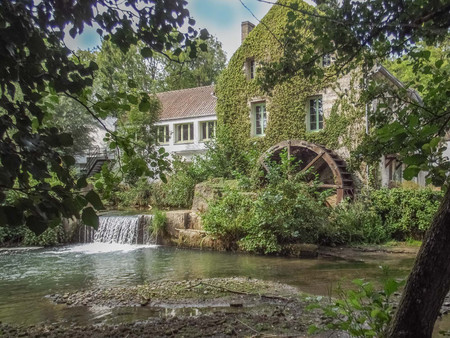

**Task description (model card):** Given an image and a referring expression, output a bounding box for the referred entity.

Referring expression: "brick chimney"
[241,21,255,43]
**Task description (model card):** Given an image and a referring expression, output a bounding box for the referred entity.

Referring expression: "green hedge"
[203,183,443,252]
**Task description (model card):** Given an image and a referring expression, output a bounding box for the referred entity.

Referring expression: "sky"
[64,0,273,60]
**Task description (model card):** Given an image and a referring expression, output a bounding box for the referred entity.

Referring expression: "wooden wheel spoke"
[301,151,324,173]
[259,140,354,205]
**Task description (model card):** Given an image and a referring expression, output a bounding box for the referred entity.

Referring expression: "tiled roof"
[156,85,216,121]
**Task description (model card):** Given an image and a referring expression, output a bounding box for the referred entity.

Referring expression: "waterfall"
[78,214,154,244]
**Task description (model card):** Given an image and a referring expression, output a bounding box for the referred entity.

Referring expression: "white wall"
[155,115,217,161]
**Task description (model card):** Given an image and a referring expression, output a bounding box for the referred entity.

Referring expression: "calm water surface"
[0,243,448,334]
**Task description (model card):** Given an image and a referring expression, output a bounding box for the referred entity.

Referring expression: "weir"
[78,214,154,244]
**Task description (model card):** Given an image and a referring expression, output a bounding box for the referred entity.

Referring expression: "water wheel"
[259,140,354,206]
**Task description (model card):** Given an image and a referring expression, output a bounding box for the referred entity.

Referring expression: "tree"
[0,0,207,233]
[258,0,449,336]
[161,36,227,90]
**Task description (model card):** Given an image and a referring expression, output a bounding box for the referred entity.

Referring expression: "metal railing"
[83,146,111,176]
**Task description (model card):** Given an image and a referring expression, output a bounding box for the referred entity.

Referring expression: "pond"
[0,244,448,335]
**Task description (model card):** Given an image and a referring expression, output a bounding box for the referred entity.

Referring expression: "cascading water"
[78,214,154,244]
[94,216,140,244]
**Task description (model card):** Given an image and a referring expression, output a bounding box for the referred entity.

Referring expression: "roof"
[156,85,216,121]
[373,65,423,104]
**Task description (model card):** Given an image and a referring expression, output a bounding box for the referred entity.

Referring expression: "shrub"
[149,209,167,242]
[151,158,201,209]
[202,188,256,249]
[324,196,387,245]
[116,177,153,208]
[370,187,442,240]
[203,151,330,254]
[308,277,404,337]
[21,225,63,246]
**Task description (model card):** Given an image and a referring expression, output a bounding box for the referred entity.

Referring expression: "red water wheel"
[259,140,354,206]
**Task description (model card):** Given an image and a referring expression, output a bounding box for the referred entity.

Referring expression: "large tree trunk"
[387,187,450,337]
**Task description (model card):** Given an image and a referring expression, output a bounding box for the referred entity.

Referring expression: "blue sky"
[64,0,273,60]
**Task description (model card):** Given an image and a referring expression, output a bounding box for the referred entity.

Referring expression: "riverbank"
[2,278,327,337]
[2,276,449,337]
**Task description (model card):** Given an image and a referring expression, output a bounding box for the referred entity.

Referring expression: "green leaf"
[403,154,426,165]
[403,166,421,180]
[62,155,76,166]
[128,79,137,89]
[127,94,138,104]
[82,207,99,230]
[435,59,444,69]
[76,176,88,189]
[141,47,153,58]
[199,28,209,40]
[139,99,150,112]
[307,325,319,334]
[85,190,105,210]
[429,137,441,149]
[384,278,400,297]
[26,215,48,236]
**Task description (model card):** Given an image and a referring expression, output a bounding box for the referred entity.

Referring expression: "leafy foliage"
[308,277,405,337]
[203,152,331,254]
[162,36,227,91]
[260,0,449,187]
[215,3,367,180]
[0,0,206,232]
[324,197,387,245]
[149,208,167,242]
[370,187,443,240]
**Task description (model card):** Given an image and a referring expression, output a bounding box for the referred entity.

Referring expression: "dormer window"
[245,58,256,80]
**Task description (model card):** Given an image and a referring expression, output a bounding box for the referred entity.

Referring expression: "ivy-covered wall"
[216,0,368,181]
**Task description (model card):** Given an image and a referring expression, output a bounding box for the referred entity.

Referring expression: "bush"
[22,226,63,246]
[308,276,404,337]
[150,158,201,209]
[370,187,442,240]
[203,151,331,254]
[240,171,330,254]
[324,197,387,245]
[0,225,27,246]
[149,209,167,242]
[202,189,256,249]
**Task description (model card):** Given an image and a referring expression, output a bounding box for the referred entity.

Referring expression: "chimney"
[241,21,255,43]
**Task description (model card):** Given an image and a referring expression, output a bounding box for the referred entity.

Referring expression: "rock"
[230,303,243,307]
[284,243,319,258]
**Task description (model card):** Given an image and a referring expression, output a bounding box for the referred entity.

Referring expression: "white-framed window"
[252,102,267,136]
[157,125,170,144]
[307,96,323,131]
[200,120,217,141]
[175,123,194,143]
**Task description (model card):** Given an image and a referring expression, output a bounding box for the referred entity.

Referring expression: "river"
[0,244,448,335]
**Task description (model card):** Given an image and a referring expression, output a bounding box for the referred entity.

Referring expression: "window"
[245,58,256,80]
[307,97,323,131]
[250,60,256,79]
[200,121,217,141]
[157,125,170,144]
[175,123,194,143]
[252,102,267,136]
[322,54,331,67]
[321,53,335,67]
